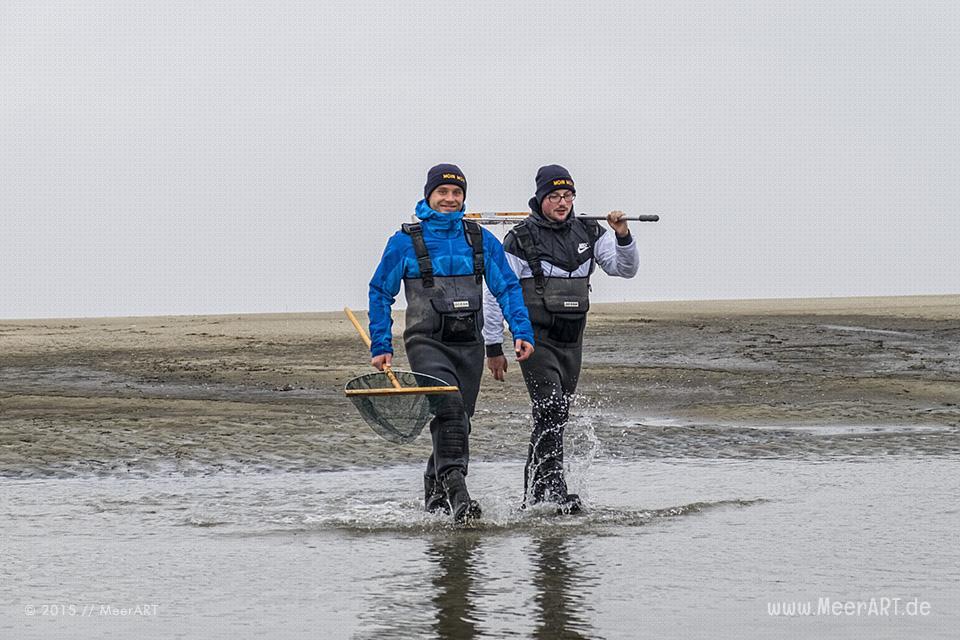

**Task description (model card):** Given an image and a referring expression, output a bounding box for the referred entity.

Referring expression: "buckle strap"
[512,224,545,295]
[581,218,601,277]
[463,220,485,284]
[401,222,434,288]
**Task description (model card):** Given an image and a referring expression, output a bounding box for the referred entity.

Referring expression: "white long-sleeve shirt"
[482,227,639,347]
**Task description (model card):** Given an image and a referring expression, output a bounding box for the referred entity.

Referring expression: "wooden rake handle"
[343,307,402,390]
[344,386,458,396]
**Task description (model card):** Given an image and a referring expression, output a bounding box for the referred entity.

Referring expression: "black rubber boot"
[424,475,450,514]
[527,471,582,515]
[441,469,481,524]
[555,492,583,515]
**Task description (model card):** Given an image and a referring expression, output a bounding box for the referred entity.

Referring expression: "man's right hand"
[371,353,392,371]
[487,355,508,381]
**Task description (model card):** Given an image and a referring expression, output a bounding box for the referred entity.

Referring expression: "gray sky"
[2,1,958,319]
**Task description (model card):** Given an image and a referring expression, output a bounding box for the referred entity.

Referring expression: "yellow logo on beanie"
[552,179,574,187]
[442,173,466,183]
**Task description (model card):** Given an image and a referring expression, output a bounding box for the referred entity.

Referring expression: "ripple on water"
[217,496,770,536]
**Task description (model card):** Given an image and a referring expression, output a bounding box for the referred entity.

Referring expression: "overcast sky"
[2,1,957,319]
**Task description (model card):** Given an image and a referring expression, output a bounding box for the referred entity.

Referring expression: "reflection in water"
[530,535,596,640]
[427,533,482,639]
[425,532,597,639]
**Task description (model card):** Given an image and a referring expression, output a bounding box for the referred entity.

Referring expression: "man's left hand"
[607,210,629,237]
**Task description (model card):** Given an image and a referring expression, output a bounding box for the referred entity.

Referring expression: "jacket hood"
[415,199,466,235]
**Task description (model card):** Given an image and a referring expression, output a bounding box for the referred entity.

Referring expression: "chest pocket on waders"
[431,296,483,344]
[543,295,590,344]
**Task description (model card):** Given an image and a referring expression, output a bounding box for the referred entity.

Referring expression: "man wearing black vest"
[483,165,639,513]
[369,164,535,523]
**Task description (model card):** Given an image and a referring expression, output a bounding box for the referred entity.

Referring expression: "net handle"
[344,307,403,390]
[345,385,459,396]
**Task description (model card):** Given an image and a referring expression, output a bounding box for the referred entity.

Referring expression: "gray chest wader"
[512,223,595,504]
[401,221,485,484]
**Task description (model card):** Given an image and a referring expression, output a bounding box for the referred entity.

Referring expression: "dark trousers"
[519,334,583,500]
[405,334,484,481]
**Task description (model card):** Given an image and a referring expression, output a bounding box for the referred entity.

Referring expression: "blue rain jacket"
[368,200,534,356]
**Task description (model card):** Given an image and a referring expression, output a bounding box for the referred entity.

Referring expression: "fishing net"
[344,370,456,444]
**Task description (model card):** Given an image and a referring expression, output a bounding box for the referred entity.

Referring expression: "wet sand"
[2,295,958,477]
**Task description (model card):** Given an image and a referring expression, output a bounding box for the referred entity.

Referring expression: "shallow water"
[4,454,958,639]
[3,309,959,637]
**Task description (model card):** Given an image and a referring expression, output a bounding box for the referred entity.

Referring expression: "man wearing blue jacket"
[368,163,535,523]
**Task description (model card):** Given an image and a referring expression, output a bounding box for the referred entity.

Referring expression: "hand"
[487,355,508,381]
[607,210,629,237]
[371,353,392,371]
[515,339,534,362]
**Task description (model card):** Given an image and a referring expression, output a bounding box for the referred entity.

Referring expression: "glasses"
[545,192,576,204]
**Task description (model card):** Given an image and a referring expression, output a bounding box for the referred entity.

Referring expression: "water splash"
[265,496,768,535]
[563,396,606,502]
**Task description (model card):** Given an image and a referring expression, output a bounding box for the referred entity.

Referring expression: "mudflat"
[2,295,958,477]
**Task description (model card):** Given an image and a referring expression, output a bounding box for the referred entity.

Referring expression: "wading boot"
[441,469,481,524]
[554,492,582,515]
[527,472,582,515]
[545,476,582,515]
[424,475,450,514]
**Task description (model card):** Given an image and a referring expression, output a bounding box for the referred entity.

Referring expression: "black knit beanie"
[424,163,467,200]
[534,164,575,206]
